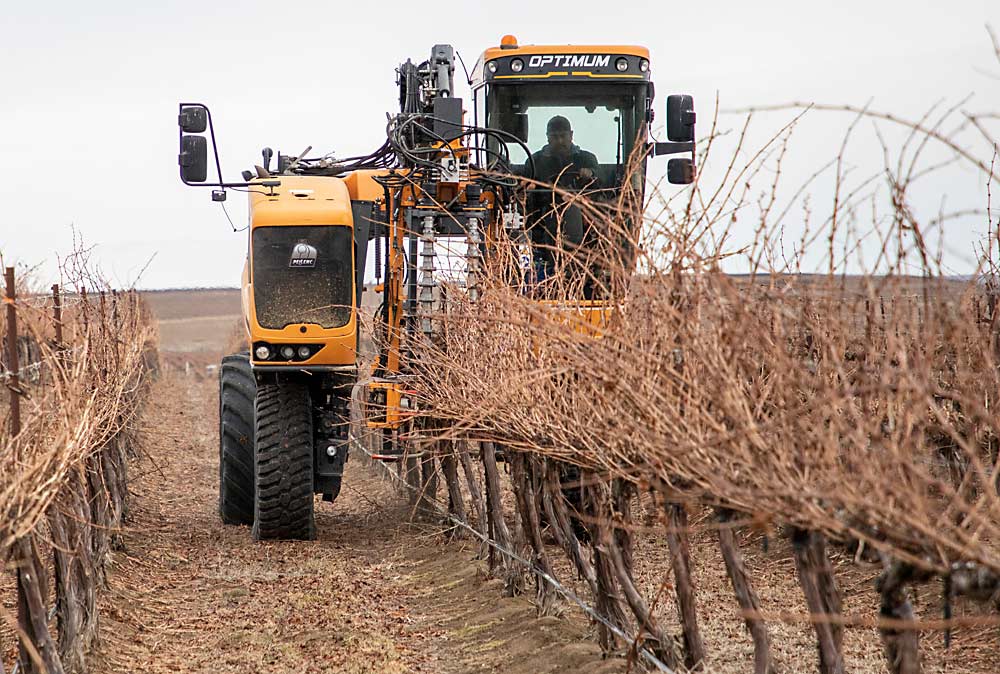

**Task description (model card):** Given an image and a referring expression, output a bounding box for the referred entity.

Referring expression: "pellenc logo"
[289,242,317,268]
[527,54,611,69]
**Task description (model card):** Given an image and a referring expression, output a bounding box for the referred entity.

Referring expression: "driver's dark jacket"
[527,143,599,186]
[522,143,598,262]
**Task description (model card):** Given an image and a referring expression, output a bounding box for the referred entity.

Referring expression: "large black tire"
[252,382,315,540]
[219,353,256,525]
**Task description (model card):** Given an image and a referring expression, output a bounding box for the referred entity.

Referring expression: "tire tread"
[219,353,255,525]
[252,382,315,540]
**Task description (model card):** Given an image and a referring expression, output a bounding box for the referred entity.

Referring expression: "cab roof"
[480,43,650,63]
[473,40,651,87]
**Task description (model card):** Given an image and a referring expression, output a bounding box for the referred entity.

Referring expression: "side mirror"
[179,135,208,183]
[176,101,272,196]
[667,158,694,185]
[178,105,208,133]
[666,94,696,143]
[511,113,529,143]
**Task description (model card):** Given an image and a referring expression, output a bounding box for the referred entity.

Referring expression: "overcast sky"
[1,0,997,288]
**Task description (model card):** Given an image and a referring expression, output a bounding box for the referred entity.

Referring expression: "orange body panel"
[540,299,618,337]
[243,176,358,368]
[364,380,417,428]
[342,170,389,201]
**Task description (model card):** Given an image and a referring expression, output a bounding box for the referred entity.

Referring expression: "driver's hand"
[578,167,594,181]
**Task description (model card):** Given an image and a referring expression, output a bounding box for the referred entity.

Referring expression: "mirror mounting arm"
[650,141,695,156]
[648,141,698,185]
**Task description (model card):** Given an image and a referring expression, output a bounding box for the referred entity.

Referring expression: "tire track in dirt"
[91,368,626,673]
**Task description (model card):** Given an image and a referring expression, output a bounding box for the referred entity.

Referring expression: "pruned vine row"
[1,266,156,674]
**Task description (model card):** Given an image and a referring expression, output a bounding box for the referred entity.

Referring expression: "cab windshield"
[484,82,648,190]
[483,82,649,297]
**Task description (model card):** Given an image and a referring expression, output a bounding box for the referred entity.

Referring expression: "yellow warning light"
[500,35,518,49]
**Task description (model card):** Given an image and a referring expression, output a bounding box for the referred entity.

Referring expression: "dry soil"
[90,289,626,673]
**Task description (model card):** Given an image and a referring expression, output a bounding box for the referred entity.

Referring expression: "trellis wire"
[0,346,86,381]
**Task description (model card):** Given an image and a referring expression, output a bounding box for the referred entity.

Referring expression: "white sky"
[0,0,997,288]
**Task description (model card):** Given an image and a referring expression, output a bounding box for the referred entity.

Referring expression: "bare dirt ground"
[92,289,625,673]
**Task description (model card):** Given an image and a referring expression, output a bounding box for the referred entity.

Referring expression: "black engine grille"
[252,225,353,329]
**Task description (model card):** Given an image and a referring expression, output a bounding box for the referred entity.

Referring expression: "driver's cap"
[546,116,572,134]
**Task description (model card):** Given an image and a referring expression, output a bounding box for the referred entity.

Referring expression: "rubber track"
[218,353,255,525]
[252,382,315,540]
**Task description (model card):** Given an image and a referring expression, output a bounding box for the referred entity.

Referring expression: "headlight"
[297,346,311,359]
[280,346,295,360]
[615,58,629,72]
[639,59,649,73]
[487,61,498,73]
[255,345,270,360]
[510,58,524,73]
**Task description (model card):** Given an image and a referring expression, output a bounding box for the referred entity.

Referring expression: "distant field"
[142,288,241,320]
[142,288,241,355]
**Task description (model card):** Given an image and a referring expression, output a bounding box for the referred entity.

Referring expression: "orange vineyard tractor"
[177,36,695,541]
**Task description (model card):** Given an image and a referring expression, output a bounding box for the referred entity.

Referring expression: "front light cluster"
[253,342,319,362]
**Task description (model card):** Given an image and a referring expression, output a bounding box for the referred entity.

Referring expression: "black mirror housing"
[178,105,208,133]
[666,95,696,143]
[179,135,208,183]
[176,101,261,196]
[667,157,694,185]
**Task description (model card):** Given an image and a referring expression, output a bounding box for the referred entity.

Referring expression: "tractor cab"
[472,40,656,194]
[471,36,695,294]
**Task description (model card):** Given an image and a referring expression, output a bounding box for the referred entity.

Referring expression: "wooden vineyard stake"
[5,267,21,437]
